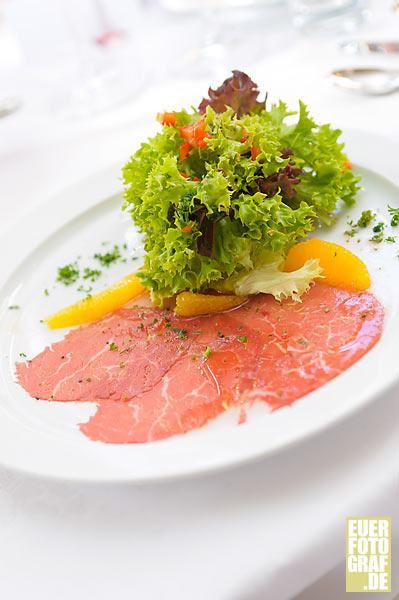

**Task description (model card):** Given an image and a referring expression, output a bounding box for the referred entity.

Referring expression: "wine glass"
[54,0,146,118]
[288,0,368,34]
[146,0,291,80]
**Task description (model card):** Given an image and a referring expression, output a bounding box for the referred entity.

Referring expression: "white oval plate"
[0,130,398,484]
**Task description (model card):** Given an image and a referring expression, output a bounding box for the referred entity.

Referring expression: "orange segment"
[175,291,246,317]
[284,238,370,291]
[46,273,145,329]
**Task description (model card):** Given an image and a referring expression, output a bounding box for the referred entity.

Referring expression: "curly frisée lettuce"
[122,71,360,305]
[218,257,324,301]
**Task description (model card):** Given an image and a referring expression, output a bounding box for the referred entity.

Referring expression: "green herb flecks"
[171,327,187,340]
[344,219,358,238]
[203,346,212,360]
[373,222,384,233]
[370,222,385,243]
[8,305,20,310]
[357,210,375,228]
[94,245,121,267]
[77,285,93,296]
[388,206,399,227]
[83,267,102,282]
[345,211,375,239]
[57,263,80,286]
[108,342,118,351]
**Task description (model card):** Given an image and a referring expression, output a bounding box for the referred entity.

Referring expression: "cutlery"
[330,67,399,96]
[340,40,399,55]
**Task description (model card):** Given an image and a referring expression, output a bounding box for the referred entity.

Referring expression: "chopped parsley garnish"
[345,211,379,240]
[94,244,121,267]
[372,222,384,233]
[203,346,212,359]
[44,288,49,296]
[19,352,27,358]
[386,236,396,243]
[344,219,358,238]
[388,206,399,227]
[83,267,102,282]
[357,210,375,228]
[370,222,385,243]
[171,327,187,339]
[57,263,80,285]
[108,342,118,351]
[236,335,248,343]
[8,305,20,310]
[217,331,225,338]
[370,232,384,243]
[77,285,93,295]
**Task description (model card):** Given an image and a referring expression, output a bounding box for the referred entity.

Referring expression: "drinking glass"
[150,0,290,78]
[288,0,368,33]
[56,0,146,118]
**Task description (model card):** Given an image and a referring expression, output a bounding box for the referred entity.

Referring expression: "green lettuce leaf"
[220,258,324,302]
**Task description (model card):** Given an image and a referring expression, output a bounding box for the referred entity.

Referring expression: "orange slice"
[284,238,370,291]
[46,273,145,329]
[175,291,246,317]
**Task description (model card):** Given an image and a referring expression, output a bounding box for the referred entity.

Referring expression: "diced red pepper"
[251,146,261,160]
[179,118,209,149]
[157,111,177,126]
[343,160,353,170]
[179,142,191,161]
[181,223,193,233]
[179,171,200,182]
[240,129,248,143]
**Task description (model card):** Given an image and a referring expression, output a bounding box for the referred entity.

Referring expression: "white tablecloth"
[0,1,398,598]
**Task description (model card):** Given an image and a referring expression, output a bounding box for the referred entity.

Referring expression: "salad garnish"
[123,71,360,305]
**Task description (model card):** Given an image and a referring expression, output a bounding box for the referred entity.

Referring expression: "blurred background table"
[0,1,398,598]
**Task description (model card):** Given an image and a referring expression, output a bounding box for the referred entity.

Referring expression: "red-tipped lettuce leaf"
[198,70,265,117]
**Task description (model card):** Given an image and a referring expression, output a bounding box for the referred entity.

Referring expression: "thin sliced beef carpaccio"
[16,285,384,444]
[81,356,224,443]
[16,308,194,402]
